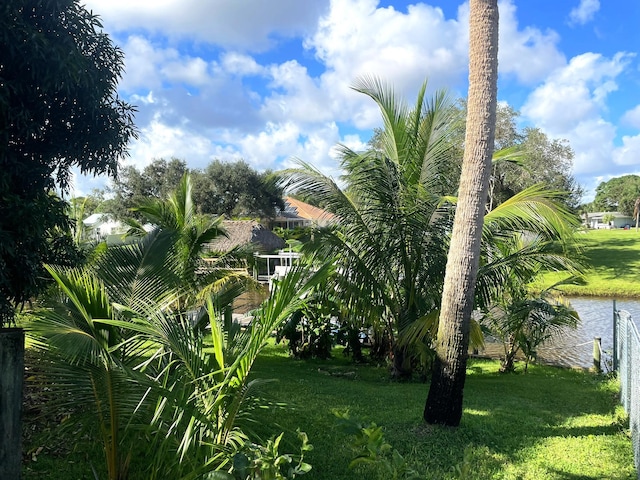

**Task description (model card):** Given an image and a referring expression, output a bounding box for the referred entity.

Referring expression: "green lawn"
[536,228,640,297]
[23,342,636,479]
[249,343,634,479]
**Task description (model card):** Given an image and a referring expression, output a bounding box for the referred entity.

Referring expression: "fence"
[614,305,640,478]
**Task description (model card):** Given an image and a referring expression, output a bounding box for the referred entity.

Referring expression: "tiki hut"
[206,220,285,254]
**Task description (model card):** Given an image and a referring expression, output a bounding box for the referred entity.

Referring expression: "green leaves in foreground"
[31,254,331,479]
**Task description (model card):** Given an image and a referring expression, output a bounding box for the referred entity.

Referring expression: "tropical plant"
[29,176,330,479]
[477,231,581,373]
[285,76,458,378]
[285,76,579,385]
[122,173,254,313]
[30,247,330,479]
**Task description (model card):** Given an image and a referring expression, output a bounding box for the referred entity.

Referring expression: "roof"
[83,213,112,226]
[207,220,285,253]
[587,211,631,219]
[277,197,335,223]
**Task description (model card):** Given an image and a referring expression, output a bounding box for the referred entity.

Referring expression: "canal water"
[505,297,640,369]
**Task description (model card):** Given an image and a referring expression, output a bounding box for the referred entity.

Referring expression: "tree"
[122,173,252,312]
[286,77,459,378]
[0,0,136,325]
[424,0,499,426]
[1,1,135,477]
[593,175,640,216]
[191,160,285,218]
[106,158,188,220]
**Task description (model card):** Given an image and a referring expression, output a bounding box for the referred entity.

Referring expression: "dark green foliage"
[107,158,188,219]
[277,296,338,360]
[593,174,640,216]
[191,160,285,218]
[0,0,136,325]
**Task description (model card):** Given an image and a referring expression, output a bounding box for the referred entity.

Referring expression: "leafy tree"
[0,0,137,325]
[106,158,188,219]
[452,102,582,210]
[191,160,285,218]
[593,174,640,216]
[424,0,500,426]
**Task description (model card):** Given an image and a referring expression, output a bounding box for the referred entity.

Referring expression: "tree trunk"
[0,328,25,480]
[424,0,499,426]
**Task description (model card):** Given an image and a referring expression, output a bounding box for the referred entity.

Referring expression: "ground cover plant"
[535,229,640,297]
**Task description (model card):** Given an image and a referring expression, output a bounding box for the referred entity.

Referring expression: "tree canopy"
[592,175,640,216]
[0,0,136,324]
[191,160,285,218]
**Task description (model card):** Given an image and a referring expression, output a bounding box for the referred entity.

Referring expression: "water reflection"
[509,297,640,369]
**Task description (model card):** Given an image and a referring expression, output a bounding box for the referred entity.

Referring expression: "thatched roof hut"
[207,220,285,253]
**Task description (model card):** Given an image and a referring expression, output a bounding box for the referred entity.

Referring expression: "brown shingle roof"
[207,220,285,253]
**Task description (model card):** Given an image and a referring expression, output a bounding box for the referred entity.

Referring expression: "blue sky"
[78,0,640,203]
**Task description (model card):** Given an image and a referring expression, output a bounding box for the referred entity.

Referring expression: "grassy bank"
[536,228,640,297]
[23,343,635,479]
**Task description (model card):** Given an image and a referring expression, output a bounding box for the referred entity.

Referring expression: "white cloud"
[497,1,566,84]
[522,52,633,174]
[622,105,640,129]
[613,134,640,166]
[569,0,600,26]
[127,116,218,171]
[84,0,330,51]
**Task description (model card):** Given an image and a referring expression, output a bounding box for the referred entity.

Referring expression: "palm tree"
[424,0,500,427]
[634,197,640,231]
[287,76,582,383]
[286,76,458,377]
[29,175,323,479]
[122,173,253,313]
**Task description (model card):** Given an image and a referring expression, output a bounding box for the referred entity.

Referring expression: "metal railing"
[614,305,640,478]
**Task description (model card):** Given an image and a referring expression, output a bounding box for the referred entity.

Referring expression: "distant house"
[586,211,635,229]
[206,220,286,253]
[272,197,335,229]
[82,213,125,241]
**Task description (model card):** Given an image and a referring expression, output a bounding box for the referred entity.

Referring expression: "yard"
[23,342,636,479]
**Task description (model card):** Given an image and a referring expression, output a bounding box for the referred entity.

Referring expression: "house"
[272,196,335,229]
[82,213,125,241]
[585,211,635,229]
[204,220,298,287]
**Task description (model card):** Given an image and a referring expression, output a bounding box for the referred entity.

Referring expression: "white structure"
[586,212,635,229]
[82,213,124,240]
[253,249,302,290]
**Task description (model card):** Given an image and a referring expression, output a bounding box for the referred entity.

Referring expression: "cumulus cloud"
[569,0,600,26]
[522,52,635,174]
[497,1,566,84]
[84,0,330,51]
[622,105,640,129]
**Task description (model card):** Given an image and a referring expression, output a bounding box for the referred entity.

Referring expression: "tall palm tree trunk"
[424,0,499,426]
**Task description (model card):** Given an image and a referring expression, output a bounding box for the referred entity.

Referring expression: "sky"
[77,0,640,203]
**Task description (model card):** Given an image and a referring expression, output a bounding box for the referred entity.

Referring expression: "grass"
[249,343,634,479]
[535,228,640,297]
[21,342,635,479]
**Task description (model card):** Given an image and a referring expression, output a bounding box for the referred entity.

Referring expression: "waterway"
[489,296,640,369]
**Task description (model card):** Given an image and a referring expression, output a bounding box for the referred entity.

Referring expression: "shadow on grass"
[250,350,635,480]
